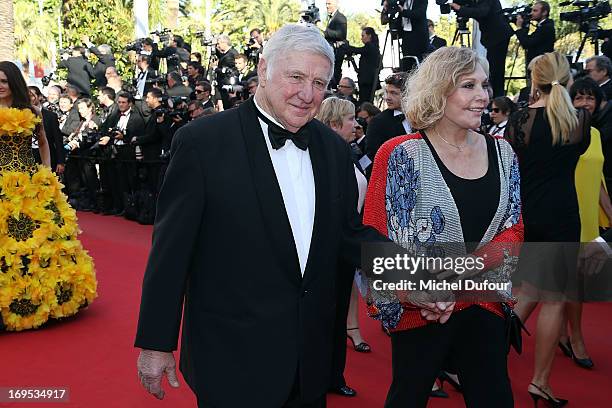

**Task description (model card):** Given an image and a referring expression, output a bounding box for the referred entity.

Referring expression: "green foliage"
[345,12,384,47]
[14,0,58,64]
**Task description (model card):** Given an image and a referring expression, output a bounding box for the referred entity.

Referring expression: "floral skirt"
[0,166,97,331]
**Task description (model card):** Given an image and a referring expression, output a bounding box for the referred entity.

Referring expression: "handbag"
[501,302,530,354]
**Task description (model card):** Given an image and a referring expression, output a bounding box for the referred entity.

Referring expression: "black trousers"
[358,82,374,105]
[196,370,327,408]
[385,306,513,408]
[330,263,356,388]
[486,39,510,97]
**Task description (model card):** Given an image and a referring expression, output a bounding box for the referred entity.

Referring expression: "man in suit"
[514,1,555,72]
[336,77,359,108]
[324,0,348,88]
[135,23,383,408]
[194,81,216,110]
[428,19,447,51]
[58,47,95,96]
[165,72,193,98]
[452,0,513,97]
[99,92,146,214]
[365,72,411,172]
[134,55,158,101]
[382,0,429,72]
[82,35,116,88]
[586,55,612,100]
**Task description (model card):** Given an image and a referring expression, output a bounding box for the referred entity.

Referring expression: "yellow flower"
[0,107,40,136]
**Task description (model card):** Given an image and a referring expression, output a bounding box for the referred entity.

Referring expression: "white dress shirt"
[394,109,411,134]
[116,108,131,145]
[253,99,316,276]
[402,0,414,32]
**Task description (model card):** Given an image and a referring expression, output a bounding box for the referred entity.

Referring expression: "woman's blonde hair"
[529,52,578,145]
[316,97,355,128]
[402,47,489,130]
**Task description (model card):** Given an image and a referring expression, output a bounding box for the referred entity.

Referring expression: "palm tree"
[167,0,180,29]
[13,1,57,65]
[247,0,300,34]
[0,0,15,61]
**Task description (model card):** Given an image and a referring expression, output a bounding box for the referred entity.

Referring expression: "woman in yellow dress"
[562,77,612,368]
[0,61,96,331]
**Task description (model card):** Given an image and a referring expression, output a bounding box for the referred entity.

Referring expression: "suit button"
[301,289,308,297]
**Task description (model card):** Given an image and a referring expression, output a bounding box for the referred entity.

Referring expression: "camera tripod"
[574,21,602,63]
[381,29,403,71]
[452,18,471,48]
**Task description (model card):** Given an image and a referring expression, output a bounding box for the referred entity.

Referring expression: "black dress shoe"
[329,385,357,397]
[430,388,449,398]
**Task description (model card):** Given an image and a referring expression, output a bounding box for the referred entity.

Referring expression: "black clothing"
[59,108,81,140]
[600,80,612,101]
[348,42,381,104]
[455,0,513,96]
[382,1,429,71]
[137,115,169,161]
[603,39,612,61]
[88,45,116,87]
[386,306,512,408]
[429,35,447,51]
[515,19,556,69]
[593,101,612,194]
[506,107,590,240]
[422,132,500,252]
[41,108,65,169]
[58,56,95,96]
[325,11,348,88]
[365,109,408,166]
[135,98,384,407]
[216,47,238,71]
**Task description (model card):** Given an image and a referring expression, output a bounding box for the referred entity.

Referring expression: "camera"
[437,0,475,14]
[125,39,144,52]
[560,0,611,24]
[151,28,172,44]
[41,72,56,87]
[195,31,218,47]
[501,5,532,27]
[155,96,188,119]
[300,3,321,24]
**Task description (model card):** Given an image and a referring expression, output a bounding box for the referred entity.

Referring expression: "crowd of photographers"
[32,29,264,224]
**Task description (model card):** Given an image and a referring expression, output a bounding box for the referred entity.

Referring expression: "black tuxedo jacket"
[515,19,555,67]
[455,0,513,48]
[365,109,408,163]
[136,115,170,161]
[102,108,146,150]
[325,11,347,43]
[134,98,383,406]
[89,46,116,87]
[601,80,612,101]
[430,35,447,50]
[58,56,95,95]
[41,108,65,168]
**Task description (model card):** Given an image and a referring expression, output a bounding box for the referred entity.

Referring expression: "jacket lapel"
[237,99,302,283]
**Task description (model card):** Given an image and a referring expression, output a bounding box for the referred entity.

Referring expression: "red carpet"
[1,212,611,407]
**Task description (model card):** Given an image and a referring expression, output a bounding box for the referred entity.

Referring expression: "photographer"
[347,27,381,104]
[324,0,348,88]
[65,98,101,211]
[586,55,612,100]
[382,0,429,72]
[100,92,146,215]
[452,0,513,96]
[215,35,238,71]
[134,55,158,101]
[140,38,161,71]
[186,61,205,89]
[157,34,190,73]
[81,35,116,88]
[515,1,555,71]
[166,71,192,98]
[336,77,359,107]
[245,28,264,65]
[194,81,215,110]
[58,47,95,96]
[97,86,118,125]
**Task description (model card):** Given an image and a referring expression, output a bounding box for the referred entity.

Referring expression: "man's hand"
[114,131,124,140]
[137,349,180,399]
[515,15,524,28]
[55,163,65,174]
[98,136,111,146]
[450,3,461,11]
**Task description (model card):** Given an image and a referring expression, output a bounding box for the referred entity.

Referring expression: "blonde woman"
[509,52,591,407]
[364,47,522,407]
[316,97,370,398]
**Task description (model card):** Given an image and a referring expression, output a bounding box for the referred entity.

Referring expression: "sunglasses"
[195,89,206,94]
[491,108,504,113]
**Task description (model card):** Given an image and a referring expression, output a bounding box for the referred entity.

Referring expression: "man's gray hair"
[262,24,334,81]
[217,34,232,46]
[587,55,612,77]
[98,44,112,55]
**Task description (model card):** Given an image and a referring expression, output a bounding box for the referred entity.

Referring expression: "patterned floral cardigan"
[362,133,524,332]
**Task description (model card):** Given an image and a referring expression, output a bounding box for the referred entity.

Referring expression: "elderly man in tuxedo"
[135,24,383,408]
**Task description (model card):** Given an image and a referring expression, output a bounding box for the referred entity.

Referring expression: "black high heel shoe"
[558,340,573,358]
[438,371,462,393]
[559,339,594,368]
[528,383,568,407]
[346,327,371,353]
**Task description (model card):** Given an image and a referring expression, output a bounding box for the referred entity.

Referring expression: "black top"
[506,107,590,241]
[515,19,555,67]
[422,132,500,252]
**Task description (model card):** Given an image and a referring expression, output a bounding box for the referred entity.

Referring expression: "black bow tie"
[256,108,310,151]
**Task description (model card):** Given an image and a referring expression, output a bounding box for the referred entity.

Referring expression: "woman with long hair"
[363,47,522,408]
[509,52,591,407]
[0,61,96,331]
[348,27,381,104]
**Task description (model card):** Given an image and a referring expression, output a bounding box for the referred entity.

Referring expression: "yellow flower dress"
[0,107,97,331]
